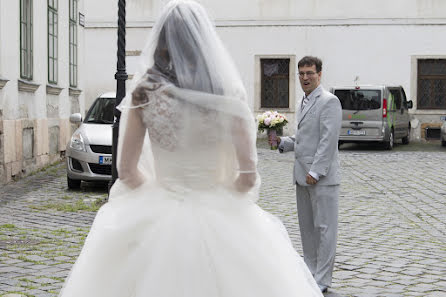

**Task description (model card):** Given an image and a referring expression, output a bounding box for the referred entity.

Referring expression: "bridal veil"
[112,0,259,198]
[58,2,323,297]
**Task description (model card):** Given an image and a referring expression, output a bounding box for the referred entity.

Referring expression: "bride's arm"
[231,118,258,192]
[118,108,146,188]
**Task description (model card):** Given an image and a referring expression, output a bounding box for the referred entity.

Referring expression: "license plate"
[347,130,366,136]
[99,156,112,165]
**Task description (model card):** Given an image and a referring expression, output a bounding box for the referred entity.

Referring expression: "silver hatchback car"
[66,92,115,189]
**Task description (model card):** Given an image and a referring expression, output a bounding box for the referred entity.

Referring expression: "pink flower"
[264,117,271,126]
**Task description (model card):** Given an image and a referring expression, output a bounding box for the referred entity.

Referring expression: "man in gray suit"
[277,56,342,293]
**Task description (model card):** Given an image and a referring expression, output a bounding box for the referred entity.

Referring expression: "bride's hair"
[134,2,225,105]
[153,2,224,92]
[152,27,176,83]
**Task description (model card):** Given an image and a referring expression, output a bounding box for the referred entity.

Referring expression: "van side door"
[401,88,411,134]
[389,88,404,138]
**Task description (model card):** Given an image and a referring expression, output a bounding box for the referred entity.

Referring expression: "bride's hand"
[234,172,257,192]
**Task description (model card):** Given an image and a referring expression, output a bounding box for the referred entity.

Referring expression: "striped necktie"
[301,96,309,111]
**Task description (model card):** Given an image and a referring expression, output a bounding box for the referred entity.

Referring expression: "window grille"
[20,0,33,80]
[48,0,58,84]
[417,59,446,109]
[261,59,290,108]
[69,0,78,87]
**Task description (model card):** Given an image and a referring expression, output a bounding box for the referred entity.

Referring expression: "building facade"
[84,0,446,141]
[0,0,85,183]
[2,0,445,182]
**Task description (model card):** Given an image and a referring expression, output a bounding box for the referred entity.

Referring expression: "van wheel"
[67,176,81,189]
[402,126,410,145]
[384,130,394,150]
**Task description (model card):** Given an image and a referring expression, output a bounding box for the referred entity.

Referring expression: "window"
[20,0,33,80]
[261,59,289,108]
[69,0,78,87]
[389,89,402,110]
[335,90,381,110]
[84,97,115,124]
[48,0,58,84]
[417,59,446,109]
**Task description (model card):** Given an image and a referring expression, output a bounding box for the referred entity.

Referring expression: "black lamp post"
[110,0,127,192]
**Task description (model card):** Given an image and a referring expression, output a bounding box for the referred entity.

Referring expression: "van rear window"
[335,90,381,110]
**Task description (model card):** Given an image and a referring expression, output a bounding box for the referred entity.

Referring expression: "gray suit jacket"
[280,86,342,186]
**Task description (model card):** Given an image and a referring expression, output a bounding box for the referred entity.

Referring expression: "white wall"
[201,0,446,20]
[85,22,446,103]
[216,24,446,103]
[0,0,85,119]
[84,0,446,99]
[0,0,86,182]
[86,0,446,23]
[83,0,446,138]
[1,0,20,120]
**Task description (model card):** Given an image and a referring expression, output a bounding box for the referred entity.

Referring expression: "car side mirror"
[69,113,82,123]
[407,100,413,109]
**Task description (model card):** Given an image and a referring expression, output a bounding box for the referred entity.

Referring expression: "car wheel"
[384,130,394,150]
[402,126,410,145]
[442,139,446,147]
[67,176,81,189]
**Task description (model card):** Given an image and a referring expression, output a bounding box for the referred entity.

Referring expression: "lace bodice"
[138,89,227,191]
[139,89,183,152]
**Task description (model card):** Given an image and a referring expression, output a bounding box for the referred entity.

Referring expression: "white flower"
[258,110,288,132]
[271,118,280,126]
[264,117,271,126]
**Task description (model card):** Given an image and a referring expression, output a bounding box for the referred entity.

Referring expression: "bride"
[58,1,323,296]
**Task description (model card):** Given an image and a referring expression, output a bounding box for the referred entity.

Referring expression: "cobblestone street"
[1,146,446,297]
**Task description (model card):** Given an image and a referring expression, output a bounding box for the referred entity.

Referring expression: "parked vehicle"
[66,92,115,189]
[330,85,413,150]
[441,121,446,147]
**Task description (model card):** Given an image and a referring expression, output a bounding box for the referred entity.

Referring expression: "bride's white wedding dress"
[59,1,323,296]
[58,87,322,297]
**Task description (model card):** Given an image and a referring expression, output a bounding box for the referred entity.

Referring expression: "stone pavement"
[1,147,446,297]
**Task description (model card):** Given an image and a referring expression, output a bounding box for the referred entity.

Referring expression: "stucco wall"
[83,0,446,139]
[0,0,86,183]
[86,0,446,23]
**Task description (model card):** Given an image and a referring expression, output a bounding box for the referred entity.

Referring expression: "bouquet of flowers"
[257,111,288,133]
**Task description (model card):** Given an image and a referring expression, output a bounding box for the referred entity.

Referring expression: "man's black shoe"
[318,284,328,293]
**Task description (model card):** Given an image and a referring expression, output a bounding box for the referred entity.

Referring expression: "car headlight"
[70,131,86,152]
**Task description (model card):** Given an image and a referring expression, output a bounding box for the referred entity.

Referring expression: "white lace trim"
[139,89,182,151]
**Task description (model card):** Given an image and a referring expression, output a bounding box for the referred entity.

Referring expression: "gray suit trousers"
[296,184,339,287]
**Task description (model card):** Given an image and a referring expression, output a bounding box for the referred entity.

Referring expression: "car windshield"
[84,97,115,124]
[335,90,381,111]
